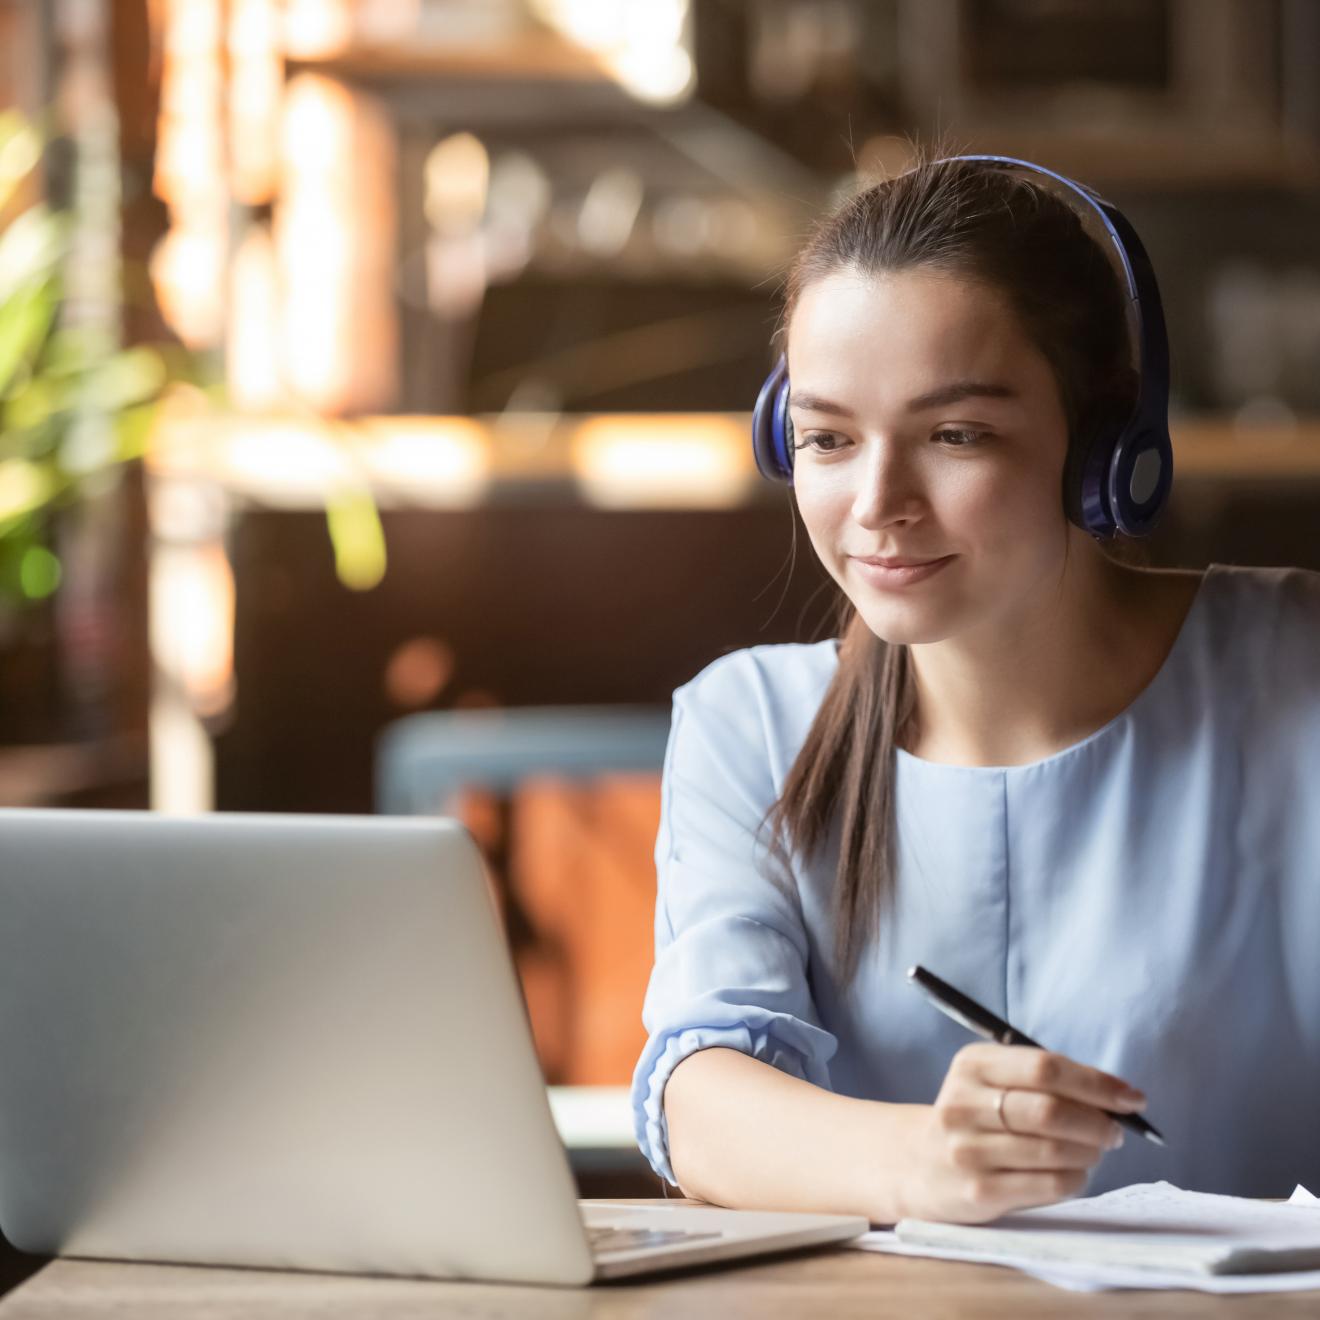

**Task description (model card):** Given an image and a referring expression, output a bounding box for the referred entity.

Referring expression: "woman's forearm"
[662,1046,923,1224]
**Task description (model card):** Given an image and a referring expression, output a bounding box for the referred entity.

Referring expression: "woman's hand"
[895,1043,1148,1223]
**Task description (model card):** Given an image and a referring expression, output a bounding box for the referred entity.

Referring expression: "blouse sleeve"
[630,653,839,1187]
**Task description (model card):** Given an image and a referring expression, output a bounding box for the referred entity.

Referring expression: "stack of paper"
[853,1182,1320,1294]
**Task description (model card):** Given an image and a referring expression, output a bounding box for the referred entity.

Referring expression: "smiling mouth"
[846,555,957,589]
[851,554,953,568]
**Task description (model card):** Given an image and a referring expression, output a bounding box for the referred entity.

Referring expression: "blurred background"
[1,0,1319,1215]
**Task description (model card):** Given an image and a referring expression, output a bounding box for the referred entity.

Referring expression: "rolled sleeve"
[630,656,839,1187]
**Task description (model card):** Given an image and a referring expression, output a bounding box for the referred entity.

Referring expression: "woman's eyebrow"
[790,380,1019,416]
[907,380,1019,411]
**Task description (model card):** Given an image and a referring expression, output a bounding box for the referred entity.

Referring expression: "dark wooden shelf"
[0,735,148,809]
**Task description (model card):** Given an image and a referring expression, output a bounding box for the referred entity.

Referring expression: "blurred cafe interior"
[1,0,1319,1236]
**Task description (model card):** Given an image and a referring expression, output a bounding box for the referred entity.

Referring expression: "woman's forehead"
[789,267,1016,347]
[786,267,1044,401]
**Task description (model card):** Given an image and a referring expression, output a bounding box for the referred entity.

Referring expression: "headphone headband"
[750,154,1173,539]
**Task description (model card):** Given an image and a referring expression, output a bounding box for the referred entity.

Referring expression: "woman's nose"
[850,439,925,528]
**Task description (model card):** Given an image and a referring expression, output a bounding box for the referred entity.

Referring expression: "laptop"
[0,808,867,1284]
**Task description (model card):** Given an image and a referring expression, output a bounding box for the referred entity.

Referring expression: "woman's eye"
[935,428,986,447]
[794,430,847,453]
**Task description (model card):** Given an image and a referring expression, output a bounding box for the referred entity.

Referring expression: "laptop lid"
[0,808,597,1285]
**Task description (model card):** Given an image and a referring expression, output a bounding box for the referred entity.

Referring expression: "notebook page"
[852,1184,1320,1292]
[892,1181,1320,1276]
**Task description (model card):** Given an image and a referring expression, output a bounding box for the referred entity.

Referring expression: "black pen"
[906,964,1165,1147]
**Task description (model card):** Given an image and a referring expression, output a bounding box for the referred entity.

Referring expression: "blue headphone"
[751,155,1173,540]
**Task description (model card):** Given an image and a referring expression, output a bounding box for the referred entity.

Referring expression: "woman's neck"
[900,553,1201,768]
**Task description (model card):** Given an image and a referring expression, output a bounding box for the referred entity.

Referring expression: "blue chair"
[375,706,672,816]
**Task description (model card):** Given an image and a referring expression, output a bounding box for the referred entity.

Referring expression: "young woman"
[629,151,1320,1226]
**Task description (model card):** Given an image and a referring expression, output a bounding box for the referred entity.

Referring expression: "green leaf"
[0,458,55,528]
[0,274,59,397]
[325,487,387,591]
[0,205,67,303]
[83,346,168,411]
[4,369,64,431]
[0,110,42,215]
[18,542,60,599]
[0,107,211,595]
[38,326,96,378]
[114,400,157,463]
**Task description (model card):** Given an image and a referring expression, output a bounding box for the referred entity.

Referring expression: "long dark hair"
[763,144,1140,988]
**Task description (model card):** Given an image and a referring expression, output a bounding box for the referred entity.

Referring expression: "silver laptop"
[0,808,866,1284]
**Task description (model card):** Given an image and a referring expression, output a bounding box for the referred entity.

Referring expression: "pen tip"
[1146,1132,1166,1148]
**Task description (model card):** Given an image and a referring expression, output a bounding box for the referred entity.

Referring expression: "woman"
[629,150,1320,1226]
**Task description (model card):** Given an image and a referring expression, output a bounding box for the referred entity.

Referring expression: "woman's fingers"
[944,1043,1142,1149]
[933,1088,1120,1153]
[997,1088,1126,1150]
[948,1130,1116,1173]
[958,1169,1092,1220]
[963,1043,1146,1113]
[920,1044,1138,1222]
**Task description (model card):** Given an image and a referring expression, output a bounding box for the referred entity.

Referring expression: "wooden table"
[3,1201,1319,1318]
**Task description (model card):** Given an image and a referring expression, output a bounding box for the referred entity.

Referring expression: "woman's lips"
[848,554,956,588]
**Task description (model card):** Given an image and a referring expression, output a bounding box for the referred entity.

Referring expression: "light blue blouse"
[631,563,1320,1203]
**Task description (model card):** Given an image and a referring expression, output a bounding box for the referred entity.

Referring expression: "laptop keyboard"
[586,1224,723,1256]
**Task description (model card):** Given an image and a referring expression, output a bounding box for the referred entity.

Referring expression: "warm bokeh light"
[423,132,491,319]
[227,0,282,205]
[148,228,227,349]
[149,540,235,720]
[149,687,215,815]
[278,73,354,411]
[577,168,644,258]
[152,0,225,206]
[357,417,492,505]
[572,414,753,507]
[150,0,227,348]
[531,0,694,104]
[147,409,493,510]
[277,72,398,414]
[383,636,456,709]
[223,420,357,506]
[425,132,490,233]
[227,224,283,410]
[281,0,353,58]
[354,0,422,43]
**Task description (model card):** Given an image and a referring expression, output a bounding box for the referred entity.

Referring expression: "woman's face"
[787,266,1075,646]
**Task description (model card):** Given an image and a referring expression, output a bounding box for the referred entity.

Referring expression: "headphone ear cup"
[1108,425,1172,536]
[774,373,795,472]
[752,357,794,483]
[1064,401,1125,537]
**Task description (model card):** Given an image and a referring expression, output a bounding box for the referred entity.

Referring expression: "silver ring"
[996,1087,1011,1132]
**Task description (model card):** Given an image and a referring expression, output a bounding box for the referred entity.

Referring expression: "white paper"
[850,1182,1320,1293]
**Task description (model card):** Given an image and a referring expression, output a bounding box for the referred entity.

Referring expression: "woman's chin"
[853,601,959,647]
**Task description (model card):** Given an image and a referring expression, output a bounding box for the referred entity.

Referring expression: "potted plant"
[0,106,173,749]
